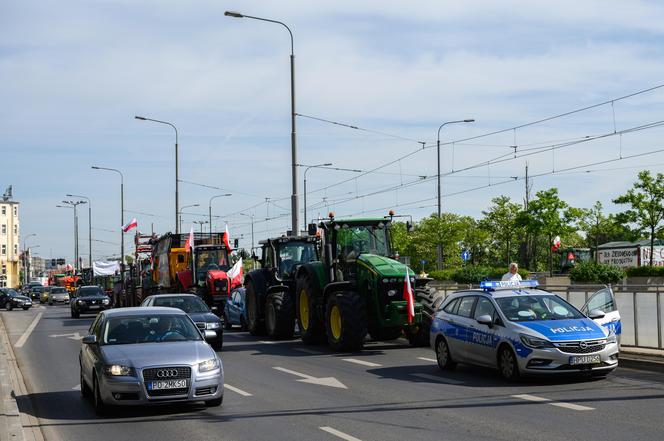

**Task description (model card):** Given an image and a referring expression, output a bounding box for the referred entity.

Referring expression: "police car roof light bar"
[480,280,539,291]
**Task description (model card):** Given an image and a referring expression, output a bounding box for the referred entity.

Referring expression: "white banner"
[93,261,120,276]
[597,248,638,268]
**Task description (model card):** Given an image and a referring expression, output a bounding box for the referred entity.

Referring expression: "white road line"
[511,394,594,411]
[293,348,322,355]
[259,340,277,344]
[72,384,81,391]
[342,358,382,367]
[417,357,436,363]
[14,312,42,348]
[320,426,362,441]
[224,384,253,397]
[411,373,465,385]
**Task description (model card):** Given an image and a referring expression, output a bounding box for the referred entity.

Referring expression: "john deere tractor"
[244,235,320,339]
[294,213,432,351]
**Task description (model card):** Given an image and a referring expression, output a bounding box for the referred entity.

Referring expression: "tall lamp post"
[91,166,124,270]
[193,220,209,234]
[225,10,299,236]
[61,200,87,271]
[134,116,179,233]
[178,204,200,233]
[56,204,75,270]
[302,163,332,231]
[239,213,255,268]
[22,233,36,285]
[67,194,92,268]
[208,194,232,234]
[435,119,475,270]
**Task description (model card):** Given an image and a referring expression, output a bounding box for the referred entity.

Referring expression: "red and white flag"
[227,258,243,288]
[551,235,561,251]
[403,267,415,324]
[122,218,137,233]
[185,226,194,253]
[224,224,232,251]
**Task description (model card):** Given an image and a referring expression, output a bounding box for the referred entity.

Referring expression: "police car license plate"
[148,379,187,390]
[569,354,601,365]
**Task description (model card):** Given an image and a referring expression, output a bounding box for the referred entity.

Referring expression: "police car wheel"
[436,338,456,370]
[498,346,519,381]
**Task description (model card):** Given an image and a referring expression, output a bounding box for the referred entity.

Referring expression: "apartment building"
[1,186,20,288]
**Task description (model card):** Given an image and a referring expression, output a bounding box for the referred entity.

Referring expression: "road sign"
[461,250,471,262]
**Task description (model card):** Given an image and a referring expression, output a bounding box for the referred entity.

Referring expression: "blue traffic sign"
[461,250,471,262]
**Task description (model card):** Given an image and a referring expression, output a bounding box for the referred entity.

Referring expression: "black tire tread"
[295,274,325,344]
[245,278,266,336]
[266,291,295,339]
[326,291,367,352]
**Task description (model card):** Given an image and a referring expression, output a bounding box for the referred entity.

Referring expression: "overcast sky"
[2,0,664,263]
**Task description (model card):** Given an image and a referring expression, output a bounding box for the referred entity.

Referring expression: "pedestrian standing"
[501,262,522,282]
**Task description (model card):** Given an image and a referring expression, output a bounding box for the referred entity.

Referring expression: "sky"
[2,0,664,264]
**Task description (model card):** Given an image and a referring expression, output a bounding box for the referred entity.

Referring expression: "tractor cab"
[193,245,231,284]
[262,236,319,282]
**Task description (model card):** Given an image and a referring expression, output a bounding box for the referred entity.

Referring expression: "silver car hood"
[100,341,215,368]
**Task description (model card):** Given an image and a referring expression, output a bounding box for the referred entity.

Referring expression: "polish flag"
[185,226,194,253]
[227,258,243,288]
[551,235,561,252]
[403,267,415,324]
[122,218,138,233]
[224,224,232,251]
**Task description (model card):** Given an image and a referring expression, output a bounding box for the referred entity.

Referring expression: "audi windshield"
[102,314,202,345]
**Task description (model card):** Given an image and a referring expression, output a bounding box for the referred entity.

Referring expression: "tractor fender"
[266,284,290,295]
[322,281,355,300]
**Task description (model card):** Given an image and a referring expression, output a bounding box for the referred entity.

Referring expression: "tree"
[580,201,639,260]
[481,196,522,266]
[516,188,583,275]
[613,170,664,266]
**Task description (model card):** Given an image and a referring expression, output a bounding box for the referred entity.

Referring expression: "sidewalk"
[620,346,664,373]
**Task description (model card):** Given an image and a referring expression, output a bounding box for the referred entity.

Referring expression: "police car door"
[466,296,500,366]
[452,295,479,362]
[582,287,621,339]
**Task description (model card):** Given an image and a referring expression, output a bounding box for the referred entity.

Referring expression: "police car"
[430,281,619,380]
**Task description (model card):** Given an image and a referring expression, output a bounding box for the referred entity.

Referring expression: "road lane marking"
[224,384,253,396]
[411,373,465,385]
[320,426,362,441]
[293,348,322,355]
[14,312,42,348]
[72,384,81,390]
[273,366,348,389]
[49,332,83,340]
[417,357,436,363]
[511,394,594,411]
[342,358,381,367]
[259,340,277,344]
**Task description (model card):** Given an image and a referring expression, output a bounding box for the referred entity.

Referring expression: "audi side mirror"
[82,335,97,345]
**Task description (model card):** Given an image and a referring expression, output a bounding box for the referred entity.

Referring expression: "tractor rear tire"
[245,279,265,336]
[295,274,325,344]
[325,291,367,352]
[265,291,295,340]
[369,327,403,341]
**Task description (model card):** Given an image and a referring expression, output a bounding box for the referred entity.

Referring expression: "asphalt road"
[2,305,664,441]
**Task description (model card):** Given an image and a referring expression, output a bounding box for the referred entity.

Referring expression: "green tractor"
[294,213,432,351]
[244,235,320,339]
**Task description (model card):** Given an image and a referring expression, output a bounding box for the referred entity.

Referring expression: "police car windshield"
[495,295,584,322]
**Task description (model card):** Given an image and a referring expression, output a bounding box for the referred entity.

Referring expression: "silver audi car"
[79,307,224,414]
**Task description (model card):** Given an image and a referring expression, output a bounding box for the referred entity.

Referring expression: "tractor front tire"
[265,291,295,340]
[295,274,325,344]
[325,291,367,352]
[369,327,403,341]
[245,279,265,336]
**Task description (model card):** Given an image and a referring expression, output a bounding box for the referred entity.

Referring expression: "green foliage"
[438,266,531,284]
[427,269,456,281]
[625,266,664,277]
[569,261,625,284]
[481,196,522,266]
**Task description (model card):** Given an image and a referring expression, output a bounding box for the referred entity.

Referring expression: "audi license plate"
[569,354,601,365]
[148,379,188,390]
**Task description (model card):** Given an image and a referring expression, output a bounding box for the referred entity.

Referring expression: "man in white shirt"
[501,262,522,282]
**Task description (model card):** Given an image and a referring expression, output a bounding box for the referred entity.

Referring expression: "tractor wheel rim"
[330,305,342,340]
[299,290,309,331]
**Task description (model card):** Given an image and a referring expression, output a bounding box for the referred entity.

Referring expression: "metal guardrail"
[428,282,664,350]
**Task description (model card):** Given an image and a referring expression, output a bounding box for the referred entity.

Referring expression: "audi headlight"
[198,358,220,373]
[104,365,135,376]
[206,321,221,330]
[606,329,617,344]
[519,334,554,349]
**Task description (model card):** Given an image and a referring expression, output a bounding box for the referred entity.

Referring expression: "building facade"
[1,188,20,288]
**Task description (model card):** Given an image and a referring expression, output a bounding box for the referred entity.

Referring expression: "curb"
[619,355,664,374]
[0,314,44,441]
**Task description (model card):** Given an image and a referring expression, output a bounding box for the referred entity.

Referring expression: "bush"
[427,269,456,281]
[625,266,664,277]
[426,266,531,283]
[569,261,625,284]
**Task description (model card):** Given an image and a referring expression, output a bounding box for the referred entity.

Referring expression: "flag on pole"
[185,225,194,253]
[224,224,232,251]
[403,267,415,324]
[551,235,561,251]
[227,258,243,288]
[122,218,138,233]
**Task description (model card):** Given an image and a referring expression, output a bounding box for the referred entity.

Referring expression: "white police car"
[430,281,619,380]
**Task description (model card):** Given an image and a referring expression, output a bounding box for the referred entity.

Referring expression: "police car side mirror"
[587,309,605,320]
[476,314,494,327]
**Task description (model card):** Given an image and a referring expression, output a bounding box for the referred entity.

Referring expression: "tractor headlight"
[387,289,398,297]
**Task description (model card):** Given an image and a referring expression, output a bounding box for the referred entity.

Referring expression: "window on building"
[14,244,18,255]
[1,206,5,215]
[14,224,17,235]
[1,224,5,235]
[1,245,5,255]
[13,206,17,216]
[1,264,5,275]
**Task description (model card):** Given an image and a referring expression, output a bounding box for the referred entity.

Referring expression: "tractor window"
[263,246,275,269]
[194,248,230,277]
[335,224,390,262]
[277,241,318,278]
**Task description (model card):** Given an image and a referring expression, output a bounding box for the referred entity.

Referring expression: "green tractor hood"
[357,254,411,278]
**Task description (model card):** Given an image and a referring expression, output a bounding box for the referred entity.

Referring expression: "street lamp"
[302,163,332,231]
[134,116,179,233]
[193,220,209,234]
[91,166,124,270]
[208,194,232,234]
[67,194,92,268]
[436,119,475,270]
[225,10,299,236]
[22,233,36,285]
[178,204,200,233]
[239,213,256,268]
[61,200,87,271]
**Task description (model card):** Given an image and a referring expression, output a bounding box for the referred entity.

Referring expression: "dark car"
[141,294,223,351]
[223,288,247,331]
[29,285,45,301]
[71,286,111,318]
[0,288,33,311]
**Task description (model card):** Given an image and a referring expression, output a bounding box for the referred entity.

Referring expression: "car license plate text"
[569,354,601,365]
[148,379,187,390]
